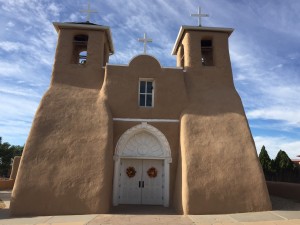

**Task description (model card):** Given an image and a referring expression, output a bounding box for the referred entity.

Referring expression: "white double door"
[119,159,164,205]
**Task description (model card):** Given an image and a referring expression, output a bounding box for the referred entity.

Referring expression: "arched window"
[72,35,89,64]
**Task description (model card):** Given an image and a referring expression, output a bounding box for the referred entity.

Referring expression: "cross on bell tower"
[80,0,97,22]
[191,7,209,26]
[138,33,153,54]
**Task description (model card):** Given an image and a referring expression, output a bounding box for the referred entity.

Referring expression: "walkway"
[0,191,300,225]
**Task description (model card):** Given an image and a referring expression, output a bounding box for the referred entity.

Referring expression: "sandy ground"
[1,192,299,211]
[0,191,300,225]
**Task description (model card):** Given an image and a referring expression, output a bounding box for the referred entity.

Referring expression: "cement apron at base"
[0,211,299,225]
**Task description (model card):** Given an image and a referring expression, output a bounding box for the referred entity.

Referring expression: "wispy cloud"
[254,136,300,159]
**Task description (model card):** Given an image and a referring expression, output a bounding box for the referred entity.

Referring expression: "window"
[72,34,88,64]
[201,40,213,66]
[139,80,154,107]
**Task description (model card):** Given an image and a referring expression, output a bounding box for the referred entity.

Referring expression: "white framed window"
[139,79,154,107]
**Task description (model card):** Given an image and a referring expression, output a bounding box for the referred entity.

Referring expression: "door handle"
[139,181,141,188]
[142,181,144,188]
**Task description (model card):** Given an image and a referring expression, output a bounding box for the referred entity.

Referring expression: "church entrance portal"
[119,159,164,205]
[113,123,172,207]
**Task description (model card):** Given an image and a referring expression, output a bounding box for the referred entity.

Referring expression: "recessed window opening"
[73,34,89,64]
[139,80,154,107]
[201,40,213,66]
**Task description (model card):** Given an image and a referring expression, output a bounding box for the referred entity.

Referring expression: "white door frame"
[113,122,172,207]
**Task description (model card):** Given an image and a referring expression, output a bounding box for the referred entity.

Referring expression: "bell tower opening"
[72,34,89,64]
[201,39,213,66]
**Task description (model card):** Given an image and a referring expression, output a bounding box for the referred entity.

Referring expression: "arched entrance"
[113,122,172,207]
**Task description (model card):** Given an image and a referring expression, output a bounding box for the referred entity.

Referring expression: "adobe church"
[10,9,271,216]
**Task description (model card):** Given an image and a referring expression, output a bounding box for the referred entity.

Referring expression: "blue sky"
[0,0,300,159]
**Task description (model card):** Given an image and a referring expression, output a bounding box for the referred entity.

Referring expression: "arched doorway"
[113,122,172,207]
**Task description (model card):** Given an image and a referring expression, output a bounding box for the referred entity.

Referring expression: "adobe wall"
[10,84,114,216]
[52,29,107,89]
[267,181,300,201]
[104,55,186,207]
[10,156,21,180]
[103,55,187,119]
[175,31,271,214]
[11,23,272,216]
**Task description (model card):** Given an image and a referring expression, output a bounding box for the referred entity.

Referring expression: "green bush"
[258,146,299,183]
[0,137,23,178]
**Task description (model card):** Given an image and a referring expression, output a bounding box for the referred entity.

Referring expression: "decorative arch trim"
[115,122,171,161]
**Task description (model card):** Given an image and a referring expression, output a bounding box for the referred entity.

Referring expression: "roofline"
[53,22,114,54]
[171,26,234,55]
[106,63,183,70]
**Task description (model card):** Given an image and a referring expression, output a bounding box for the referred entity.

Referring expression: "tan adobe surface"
[10,22,271,216]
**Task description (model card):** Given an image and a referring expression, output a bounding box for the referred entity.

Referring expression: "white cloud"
[69,13,80,22]
[0,61,23,76]
[0,41,33,52]
[6,21,15,27]
[248,107,300,127]
[0,92,40,145]
[254,136,300,159]
[48,2,61,17]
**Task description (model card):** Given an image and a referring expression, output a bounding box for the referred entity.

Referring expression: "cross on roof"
[80,0,97,22]
[138,33,153,54]
[191,7,209,27]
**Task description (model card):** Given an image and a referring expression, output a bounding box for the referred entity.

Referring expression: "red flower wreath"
[126,167,136,178]
[147,167,158,178]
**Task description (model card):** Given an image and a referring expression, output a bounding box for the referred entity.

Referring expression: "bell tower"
[52,22,114,88]
[171,24,271,214]
[172,26,233,70]
[10,22,115,216]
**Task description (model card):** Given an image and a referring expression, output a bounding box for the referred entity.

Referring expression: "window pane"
[146,82,153,93]
[146,94,152,107]
[139,94,146,106]
[140,81,146,93]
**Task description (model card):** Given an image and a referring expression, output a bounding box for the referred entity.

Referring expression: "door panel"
[119,159,164,205]
[142,160,164,205]
[119,159,142,204]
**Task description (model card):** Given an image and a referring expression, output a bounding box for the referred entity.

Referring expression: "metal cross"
[80,0,97,22]
[138,33,153,54]
[191,7,209,26]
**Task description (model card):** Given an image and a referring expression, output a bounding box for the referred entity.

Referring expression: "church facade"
[10,21,271,216]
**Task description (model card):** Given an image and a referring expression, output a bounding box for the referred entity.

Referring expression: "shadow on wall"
[267,181,300,203]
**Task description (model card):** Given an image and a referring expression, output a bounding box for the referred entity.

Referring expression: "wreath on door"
[126,166,136,178]
[147,167,158,178]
